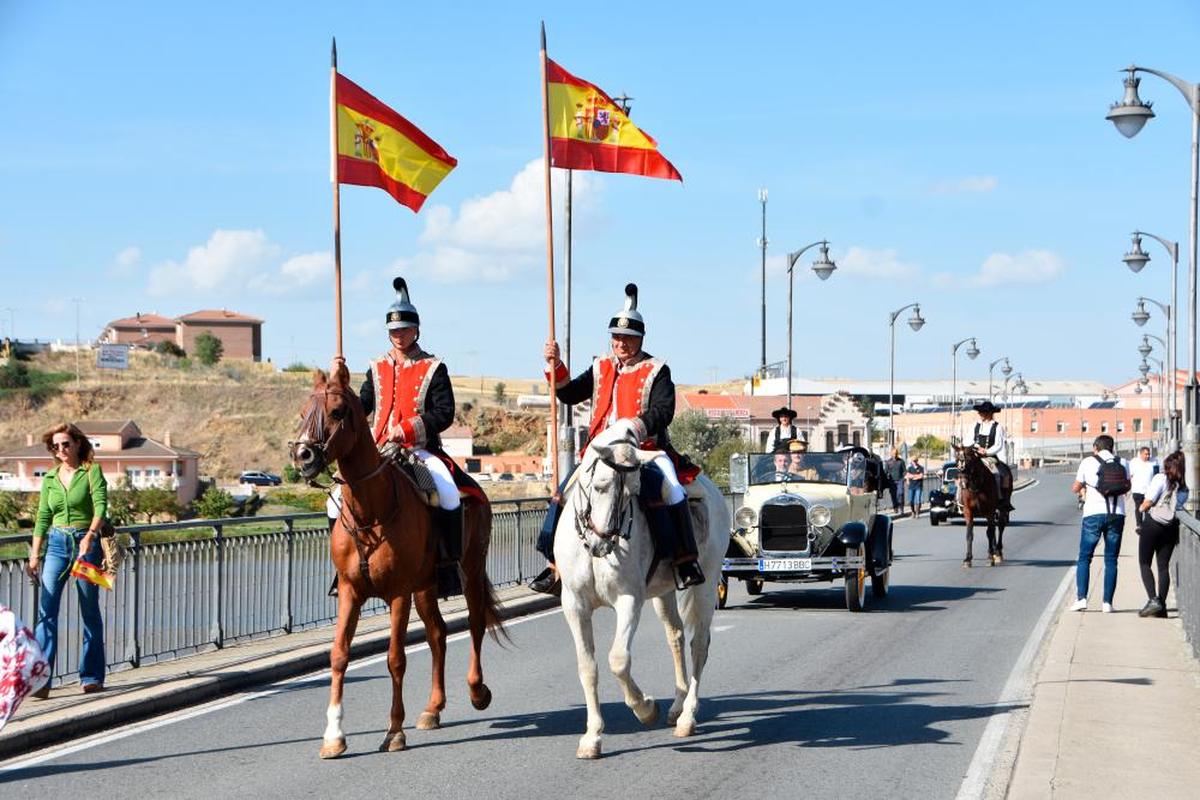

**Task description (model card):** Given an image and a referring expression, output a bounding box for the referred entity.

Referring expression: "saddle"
[378,442,488,509]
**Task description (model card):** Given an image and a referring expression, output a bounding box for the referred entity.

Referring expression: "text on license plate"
[759,558,812,572]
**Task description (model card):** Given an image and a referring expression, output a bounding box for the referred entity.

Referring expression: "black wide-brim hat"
[973,401,1001,414]
[771,406,797,422]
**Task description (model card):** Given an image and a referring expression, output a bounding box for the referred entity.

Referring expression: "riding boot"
[667,500,705,589]
[529,498,565,595]
[434,506,463,598]
[995,474,1014,513]
[326,515,340,597]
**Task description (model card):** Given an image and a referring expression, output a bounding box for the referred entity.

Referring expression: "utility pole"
[757,189,768,392]
[72,298,83,389]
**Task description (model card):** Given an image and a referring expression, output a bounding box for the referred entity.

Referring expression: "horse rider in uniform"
[528,283,705,594]
[972,400,1014,512]
[329,277,463,592]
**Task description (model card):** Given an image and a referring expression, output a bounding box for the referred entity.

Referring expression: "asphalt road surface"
[1,474,1080,799]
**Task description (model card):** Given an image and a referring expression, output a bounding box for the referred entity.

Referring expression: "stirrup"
[528,566,561,596]
[673,560,705,590]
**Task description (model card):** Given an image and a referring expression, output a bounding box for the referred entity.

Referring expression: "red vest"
[370,352,441,447]
[587,356,665,448]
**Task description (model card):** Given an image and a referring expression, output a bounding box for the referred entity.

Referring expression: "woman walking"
[1136,450,1188,618]
[25,423,108,695]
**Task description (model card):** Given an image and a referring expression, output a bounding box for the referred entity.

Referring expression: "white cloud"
[109,246,142,277]
[402,158,602,283]
[930,175,998,194]
[935,249,1065,288]
[147,229,332,297]
[837,246,920,279]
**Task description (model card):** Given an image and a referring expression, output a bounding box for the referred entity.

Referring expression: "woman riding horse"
[956,443,1008,566]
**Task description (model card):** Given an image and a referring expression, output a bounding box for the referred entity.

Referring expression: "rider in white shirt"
[971,401,1013,511]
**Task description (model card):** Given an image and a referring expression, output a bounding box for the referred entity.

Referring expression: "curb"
[0,591,559,761]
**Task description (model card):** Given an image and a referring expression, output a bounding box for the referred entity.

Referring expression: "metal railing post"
[213,523,224,649]
[284,519,294,634]
[131,531,142,668]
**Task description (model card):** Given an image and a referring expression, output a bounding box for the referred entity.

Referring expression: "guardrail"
[1175,512,1200,660]
[0,499,549,686]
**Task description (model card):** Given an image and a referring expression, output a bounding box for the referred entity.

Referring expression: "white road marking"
[712,625,734,633]
[0,606,564,772]
[955,565,1073,799]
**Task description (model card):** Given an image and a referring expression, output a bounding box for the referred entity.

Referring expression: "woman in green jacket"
[25,423,108,695]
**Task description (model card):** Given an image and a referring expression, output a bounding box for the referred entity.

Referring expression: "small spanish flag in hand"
[71,559,114,591]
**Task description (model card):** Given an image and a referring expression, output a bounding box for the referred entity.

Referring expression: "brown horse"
[955,445,1008,567]
[289,365,504,758]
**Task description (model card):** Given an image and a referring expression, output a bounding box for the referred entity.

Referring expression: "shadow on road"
[725,583,1003,614]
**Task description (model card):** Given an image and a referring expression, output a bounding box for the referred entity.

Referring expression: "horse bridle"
[574,455,637,557]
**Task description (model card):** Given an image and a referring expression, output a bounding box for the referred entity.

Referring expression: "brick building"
[102,308,264,361]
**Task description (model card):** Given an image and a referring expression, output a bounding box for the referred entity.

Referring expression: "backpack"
[1092,454,1131,515]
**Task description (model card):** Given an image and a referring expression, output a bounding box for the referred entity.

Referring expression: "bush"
[493,382,507,404]
[282,463,301,483]
[668,410,750,489]
[194,331,224,366]
[0,492,22,532]
[264,488,327,512]
[154,340,186,358]
[283,362,313,373]
[192,486,236,520]
[106,477,138,526]
[137,485,182,523]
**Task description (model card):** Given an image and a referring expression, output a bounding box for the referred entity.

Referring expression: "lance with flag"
[329,39,457,355]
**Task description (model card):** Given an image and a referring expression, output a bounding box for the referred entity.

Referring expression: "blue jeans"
[35,527,105,686]
[906,482,923,510]
[1077,514,1124,604]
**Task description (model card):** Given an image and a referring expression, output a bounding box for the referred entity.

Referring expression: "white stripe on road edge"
[955,565,1073,800]
[0,606,564,773]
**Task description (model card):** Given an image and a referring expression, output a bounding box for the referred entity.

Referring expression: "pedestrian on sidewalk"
[1070,435,1131,613]
[25,423,109,696]
[905,454,925,518]
[1136,450,1187,618]
[883,448,904,512]
[1128,446,1159,527]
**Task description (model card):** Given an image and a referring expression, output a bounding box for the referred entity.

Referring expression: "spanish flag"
[71,559,114,591]
[547,59,681,182]
[334,73,457,212]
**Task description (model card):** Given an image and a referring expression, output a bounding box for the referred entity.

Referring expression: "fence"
[1176,513,1200,660]
[0,499,549,686]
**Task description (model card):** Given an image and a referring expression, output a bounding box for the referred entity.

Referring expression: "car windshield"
[748,452,865,486]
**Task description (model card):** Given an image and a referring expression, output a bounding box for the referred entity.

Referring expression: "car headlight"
[734,506,757,528]
[808,504,832,528]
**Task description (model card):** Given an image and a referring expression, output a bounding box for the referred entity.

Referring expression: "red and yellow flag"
[547,59,681,181]
[71,559,114,591]
[334,73,457,212]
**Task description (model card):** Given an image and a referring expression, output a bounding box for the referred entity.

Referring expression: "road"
[1,474,1079,799]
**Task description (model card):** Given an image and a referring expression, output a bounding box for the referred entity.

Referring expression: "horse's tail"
[467,501,510,645]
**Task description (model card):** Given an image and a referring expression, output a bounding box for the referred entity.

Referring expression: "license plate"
[759,558,812,572]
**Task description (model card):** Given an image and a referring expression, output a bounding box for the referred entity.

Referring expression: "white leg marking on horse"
[323,703,344,743]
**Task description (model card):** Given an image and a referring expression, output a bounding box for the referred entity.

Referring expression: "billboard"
[96,343,131,370]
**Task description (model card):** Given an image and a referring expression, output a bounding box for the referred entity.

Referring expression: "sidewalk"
[0,585,557,761]
[1006,514,1200,798]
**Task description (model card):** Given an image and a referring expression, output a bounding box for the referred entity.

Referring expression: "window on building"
[1081,421,1090,433]
[1134,418,1143,433]
[33,469,47,478]
[1056,421,1067,433]
[837,423,849,446]
[90,439,102,450]
[826,430,835,452]
[1117,421,1125,433]
[852,431,862,447]
[1153,419,1162,432]
[1100,422,1109,433]
[1030,420,1039,433]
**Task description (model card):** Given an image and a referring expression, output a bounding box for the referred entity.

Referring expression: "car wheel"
[716,576,729,609]
[930,514,940,526]
[745,578,763,596]
[871,565,890,599]
[845,547,865,612]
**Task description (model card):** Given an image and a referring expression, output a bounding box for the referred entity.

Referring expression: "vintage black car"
[928,461,961,526]
[721,446,895,612]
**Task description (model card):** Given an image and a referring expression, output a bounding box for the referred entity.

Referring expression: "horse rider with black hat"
[329,277,463,593]
[770,406,800,449]
[528,283,705,594]
[972,400,1015,512]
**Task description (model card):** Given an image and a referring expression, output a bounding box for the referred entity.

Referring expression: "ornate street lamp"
[951,337,980,443]
[888,302,926,446]
[785,240,837,406]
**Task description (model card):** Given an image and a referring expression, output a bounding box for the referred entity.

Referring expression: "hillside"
[0,351,548,481]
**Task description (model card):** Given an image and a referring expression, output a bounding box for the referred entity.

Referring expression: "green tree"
[194,331,224,366]
[106,476,138,526]
[668,410,750,489]
[493,381,507,405]
[136,485,182,523]
[154,340,186,358]
[282,463,301,483]
[192,486,236,519]
[0,492,22,532]
[914,434,949,458]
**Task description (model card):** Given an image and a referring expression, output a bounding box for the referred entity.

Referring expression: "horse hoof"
[635,698,660,727]
[379,731,407,752]
[674,720,696,738]
[416,712,441,730]
[319,738,347,759]
[666,706,682,726]
[576,742,602,760]
[470,684,493,711]
[962,560,971,569]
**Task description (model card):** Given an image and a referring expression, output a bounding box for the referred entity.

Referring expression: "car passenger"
[787,440,818,481]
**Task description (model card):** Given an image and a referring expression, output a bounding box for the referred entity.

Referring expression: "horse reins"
[574,456,637,556]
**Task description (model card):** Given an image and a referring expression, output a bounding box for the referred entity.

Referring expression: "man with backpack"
[1070,435,1132,613]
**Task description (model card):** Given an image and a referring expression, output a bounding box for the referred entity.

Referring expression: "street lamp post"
[987,356,1012,401]
[1126,232,1180,445]
[951,337,980,443]
[1131,294,1174,447]
[888,302,926,447]
[1108,63,1200,509]
[786,241,837,407]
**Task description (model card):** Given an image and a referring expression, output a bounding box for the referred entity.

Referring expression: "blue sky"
[1,1,1198,386]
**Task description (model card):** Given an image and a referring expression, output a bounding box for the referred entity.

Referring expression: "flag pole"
[540,22,561,489]
[330,37,345,358]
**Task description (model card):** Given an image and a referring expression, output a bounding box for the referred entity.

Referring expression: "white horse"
[554,431,730,759]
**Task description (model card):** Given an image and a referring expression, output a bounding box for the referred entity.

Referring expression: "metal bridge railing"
[0,500,549,686]
[1175,512,1200,660]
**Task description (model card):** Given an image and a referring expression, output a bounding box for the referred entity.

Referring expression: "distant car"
[497,473,515,482]
[239,470,282,486]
